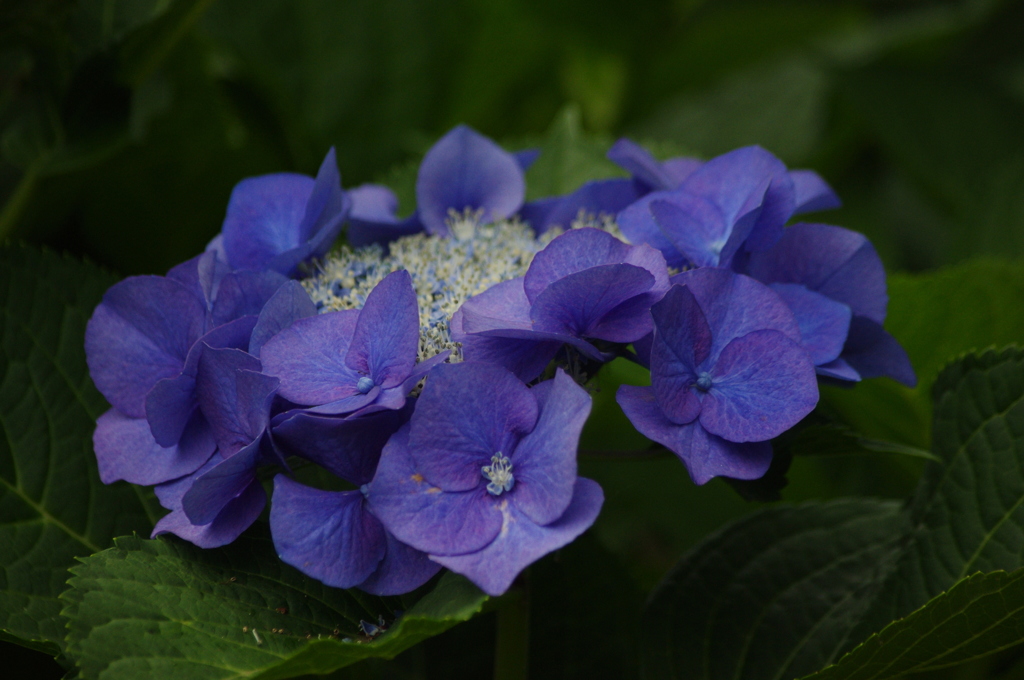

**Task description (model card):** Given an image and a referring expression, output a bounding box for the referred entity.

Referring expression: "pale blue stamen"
[481,453,514,496]
[696,372,713,392]
[356,376,375,394]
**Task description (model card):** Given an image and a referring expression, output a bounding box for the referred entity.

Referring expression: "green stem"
[0,159,45,242]
[494,582,529,680]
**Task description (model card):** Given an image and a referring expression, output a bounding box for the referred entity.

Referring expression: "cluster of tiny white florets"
[302,208,625,362]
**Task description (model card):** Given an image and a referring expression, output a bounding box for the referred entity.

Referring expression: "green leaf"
[845,346,1024,645]
[823,258,1024,449]
[642,345,1024,679]
[800,568,1024,680]
[0,245,154,652]
[642,499,906,680]
[774,416,937,462]
[523,105,624,201]
[61,530,488,680]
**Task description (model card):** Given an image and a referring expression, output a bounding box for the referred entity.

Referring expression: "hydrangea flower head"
[210,148,350,276]
[617,269,818,484]
[367,362,602,596]
[453,227,670,381]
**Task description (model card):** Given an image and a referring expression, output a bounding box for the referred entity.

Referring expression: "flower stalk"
[494,578,530,680]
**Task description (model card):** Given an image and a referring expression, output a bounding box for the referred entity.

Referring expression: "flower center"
[301,216,627,365]
[481,452,514,496]
[356,376,375,394]
[447,206,486,241]
[696,371,713,392]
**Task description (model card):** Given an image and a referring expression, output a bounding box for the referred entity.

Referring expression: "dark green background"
[3,0,1024,677]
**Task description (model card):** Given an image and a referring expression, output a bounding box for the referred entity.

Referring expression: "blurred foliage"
[2,0,1024,276]
[4,0,1024,678]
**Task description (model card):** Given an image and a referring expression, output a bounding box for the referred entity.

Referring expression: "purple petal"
[632,332,653,369]
[517,197,561,235]
[144,373,198,448]
[221,173,313,270]
[270,476,386,589]
[350,183,400,220]
[530,264,655,342]
[769,283,851,366]
[510,370,591,525]
[144,316,258,447]
[204,234,229,266]
[514,148,541,171]
[355,528,442,596]
[649,285,712,425]
[348,213,425,248]
[789,170,841,214]
[368,426,503,556]
[345,270,418,389]
[416,125,525,237]
[524,179,642,234]
[617,191,691,269]
[303,389,381,416]
[152,473,265,549]
[700,330,818,442]
[93,408,215,486]
[210,269,289,328]
[248,281,318,358]
[295,147,347,249]
[458,278,534,333]
[260,309,363,405]
[661,157,704,186]
[399,350,451,395]
[181,440,262,525]
[649,195,728,268]
[745,223,887,324]
[841,316,917,387]
[679,145,790,233]
[817,357,861,382]
[431,478,603,596]
[453,280,587,380]
[616,385,772,484]
[272,405,411,486]
[195,346,278,454]
[742,173,794,253]
[167,251,230,312]
[455,326,562,383]
[85,276,206,418]
[525,228,643,303]
[676,145,796,257]
[607,138,676,191]
[408,362,538,492]
[671,268,801,361]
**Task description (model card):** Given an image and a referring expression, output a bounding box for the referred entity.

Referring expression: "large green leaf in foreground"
[643,346,1024,680]
[0,246,153,653]
[62,530,487,680]
[801,569,1024,680]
